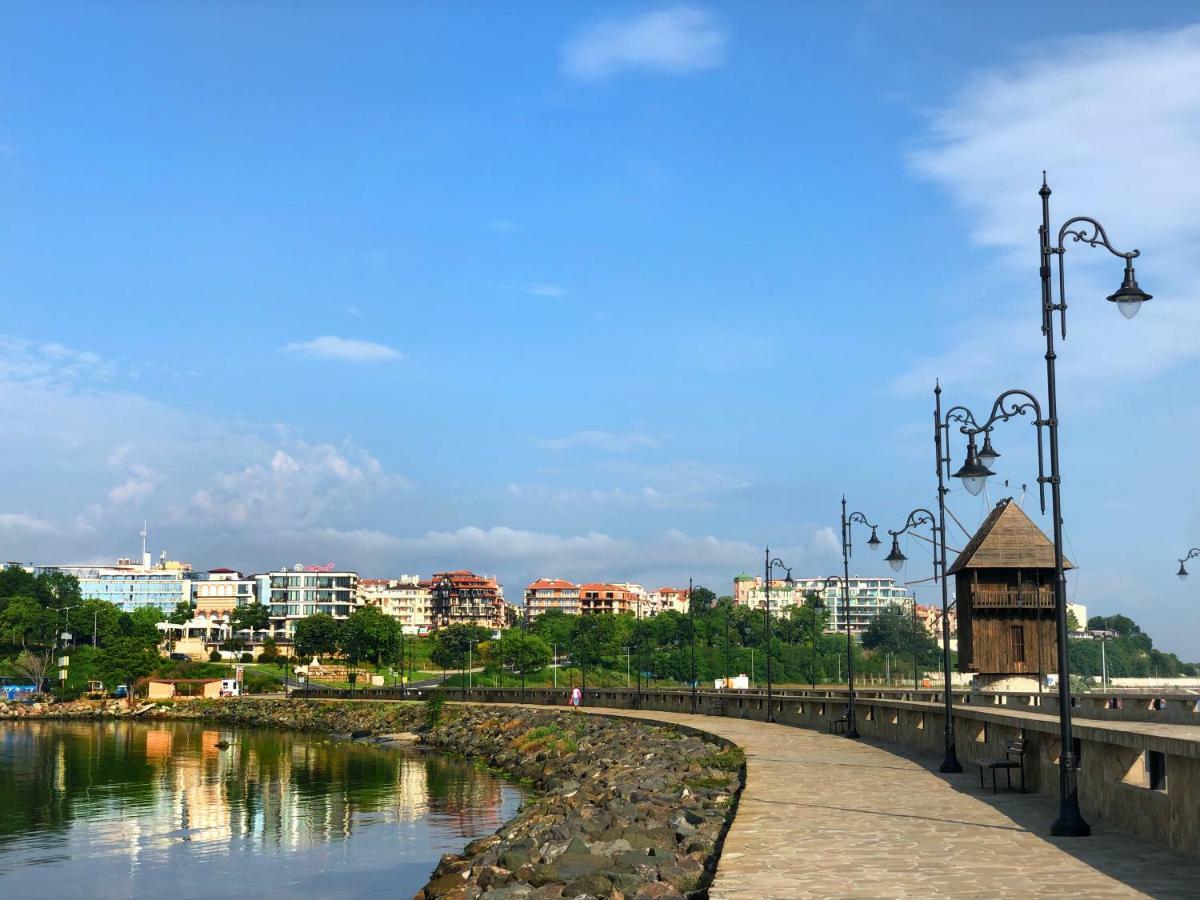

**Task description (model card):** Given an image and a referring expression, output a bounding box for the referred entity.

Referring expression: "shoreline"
[1,698,744,900]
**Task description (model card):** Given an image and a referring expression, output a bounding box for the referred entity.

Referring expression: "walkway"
[568,706,1200,899]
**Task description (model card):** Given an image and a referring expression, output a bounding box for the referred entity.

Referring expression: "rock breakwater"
[2,699,743,899]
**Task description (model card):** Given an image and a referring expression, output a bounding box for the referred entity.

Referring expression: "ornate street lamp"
[1177,549,1200,582]
[939,387,1049,770]
[808,591,827,689]
[840,498,881,739]
[688,576,698,714]
[763,549,793,724]
[1036,175,1148,837]
[886,510,938,693]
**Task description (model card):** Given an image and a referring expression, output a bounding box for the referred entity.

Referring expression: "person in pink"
[569,686,582,709]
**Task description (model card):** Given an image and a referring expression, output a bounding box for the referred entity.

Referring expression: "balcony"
[972,586,1055,610]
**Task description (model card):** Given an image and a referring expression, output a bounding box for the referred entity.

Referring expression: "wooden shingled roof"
[946,498,1074,574]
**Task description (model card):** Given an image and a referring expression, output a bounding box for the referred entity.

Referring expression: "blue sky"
[3,3,1200,654]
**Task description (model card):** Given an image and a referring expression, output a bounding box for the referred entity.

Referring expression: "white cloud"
[537,430,660,452]
[562,6,727,80]
[523,283,567,298]
[282,336,402,363]
[0,512,55,535]
[899,24,1200,394]
[187,442,407,529]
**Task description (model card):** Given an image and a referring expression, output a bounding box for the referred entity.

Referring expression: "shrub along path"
[543,706,1200,899]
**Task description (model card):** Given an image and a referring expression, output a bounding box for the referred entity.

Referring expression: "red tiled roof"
[527,578,578,590]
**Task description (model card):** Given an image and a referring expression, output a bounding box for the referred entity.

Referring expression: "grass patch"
[685,774,734,790]
[699,747,745,772]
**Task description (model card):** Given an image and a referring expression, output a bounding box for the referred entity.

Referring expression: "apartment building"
[524,578,580,617]
[430,570,505,629]
[645,587,689,616]
[734,573,914,635]
[578,583,640,615]
[257,566,359,640]
[359,575,433,635]
[190,568,255,616]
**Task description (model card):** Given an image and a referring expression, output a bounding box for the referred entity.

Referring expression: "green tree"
[293,613,342,660]
[230,601,271,634]
[259,637,280,664]
[167,601,196,625]
[96,637,159,693]
[70,599,124,647]
[570,614,622,688]
[430,623,493,672]
[490,630,552,683]
[530,609,574,649]
[125,606,165,648]
[0,596,58,651]
[861,606,940,673]
[341,606,401,665]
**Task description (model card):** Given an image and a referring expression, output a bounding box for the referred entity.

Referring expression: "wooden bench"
[979,739,1026,793]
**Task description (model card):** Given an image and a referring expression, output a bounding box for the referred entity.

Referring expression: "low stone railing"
[298,683,1200,857]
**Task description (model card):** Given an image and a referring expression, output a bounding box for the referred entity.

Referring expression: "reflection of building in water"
[422,754,507,837]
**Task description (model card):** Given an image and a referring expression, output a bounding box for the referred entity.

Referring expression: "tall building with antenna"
[36,524,194,614]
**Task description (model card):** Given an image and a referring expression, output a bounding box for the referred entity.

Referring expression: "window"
[1009,625,1026,663]
[1148,751,1167,791]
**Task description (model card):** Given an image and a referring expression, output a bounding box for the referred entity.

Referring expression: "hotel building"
[430,570,506,629]
[359,575,434,635]
[257,566,359,640]
[523,578,580,618]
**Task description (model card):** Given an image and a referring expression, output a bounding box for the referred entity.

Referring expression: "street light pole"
[763,549,794,724]
[1175,548,1200,581]
[688,577,698,714]
[809,593,825,689]
[884,509,940,697]
[840,497,881,739]
[1036,175,1147,837]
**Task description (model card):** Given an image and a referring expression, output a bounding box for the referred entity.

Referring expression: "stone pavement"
[566,706,1200,899]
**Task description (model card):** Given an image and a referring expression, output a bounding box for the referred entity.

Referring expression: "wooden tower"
[947,498,1073,690]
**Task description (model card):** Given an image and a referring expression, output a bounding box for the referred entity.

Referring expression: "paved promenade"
[568,706,1200,899]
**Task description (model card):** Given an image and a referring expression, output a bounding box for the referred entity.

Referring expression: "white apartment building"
[645,587,689,616]
[257,566,359,640]
[734,573,914,636]
[359,575,433,635]
[524,578,580,617]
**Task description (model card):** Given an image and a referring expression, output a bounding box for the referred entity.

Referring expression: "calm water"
[0,720,525,899]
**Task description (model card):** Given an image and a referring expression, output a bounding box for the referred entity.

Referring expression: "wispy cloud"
[898,23,1200,394]
[562,6,727,80]
[536,430,659,452]
[522,283,567,298]
[282,336,402,363]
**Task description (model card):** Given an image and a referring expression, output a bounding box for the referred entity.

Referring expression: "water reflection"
[0,721,523,899]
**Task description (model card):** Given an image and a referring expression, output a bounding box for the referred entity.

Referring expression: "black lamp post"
[809,592,826,689]
[885,509,938,693]
[1030,175,1147,836]
[840,497,881,739]
[939,387,1050,773]
[688,577,699,714]
[1176,549,1200,581]
[763,549,793,724]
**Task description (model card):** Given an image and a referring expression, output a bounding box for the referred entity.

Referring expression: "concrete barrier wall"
[299,684,1200,856]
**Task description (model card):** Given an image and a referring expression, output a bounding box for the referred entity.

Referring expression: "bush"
[425,692,446,728]
[240,652,254,663]
[209,650,222,662]
[244,671,281,694]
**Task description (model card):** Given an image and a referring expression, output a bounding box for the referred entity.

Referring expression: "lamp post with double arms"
[688,577,699,714]
[840,498,881,739]
[763,549,794,724]
[884,509,939,695]
[939,387,1051,770]
[1176,549,1200,581]
[1032,175,1149,837]
[809,592,826,689]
